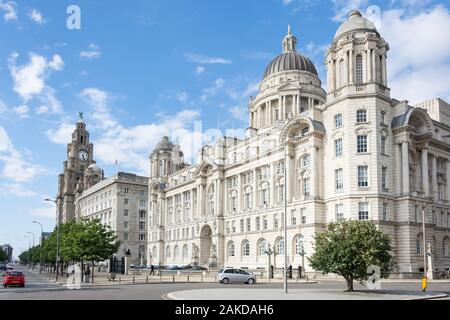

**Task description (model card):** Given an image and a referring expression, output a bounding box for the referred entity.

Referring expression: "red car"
[2,271,25,288]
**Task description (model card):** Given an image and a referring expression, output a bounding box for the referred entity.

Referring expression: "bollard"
[133,276,135,284]
[173,275,175,283]
[187,275,190,283]
[201,273,203,282]
[119,277,121,285]
[146,276,148,284]
[306,275,309,282]
[160,273,162,283]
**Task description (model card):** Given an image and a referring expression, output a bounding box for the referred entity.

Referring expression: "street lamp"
[45,198,60,281]
[27,232,35,247]
[283,147,289,294]
[264,243,274,280]
[33,220,43,273]
[422,205,427,290]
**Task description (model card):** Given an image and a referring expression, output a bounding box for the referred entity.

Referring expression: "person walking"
[298,265,302,279]
[150,264,155,276]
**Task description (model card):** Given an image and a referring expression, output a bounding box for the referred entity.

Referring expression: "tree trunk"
[344,276,354,292]
[91,261,94,284]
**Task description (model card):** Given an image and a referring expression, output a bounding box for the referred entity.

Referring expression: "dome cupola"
[334,10,378,41]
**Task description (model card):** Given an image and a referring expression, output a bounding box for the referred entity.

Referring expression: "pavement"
[165,288,447,300]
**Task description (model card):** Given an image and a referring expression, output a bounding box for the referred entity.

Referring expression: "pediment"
[194,156,218,176]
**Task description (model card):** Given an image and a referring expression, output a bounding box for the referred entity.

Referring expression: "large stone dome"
[155,136,174,151]
[334,10,378,40]
[263,25,318,79]
[264,51,318,79]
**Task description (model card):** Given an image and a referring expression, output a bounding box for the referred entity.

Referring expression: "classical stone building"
[146,11,450,277]
[56,116,103,223]
[1,244,13,262]
[76,172,149,265]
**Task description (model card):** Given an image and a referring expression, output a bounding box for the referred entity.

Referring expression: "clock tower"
[56,115,101,223]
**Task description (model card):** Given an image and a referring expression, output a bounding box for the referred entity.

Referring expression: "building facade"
[56,116,103,223]
[76,172,149,265]
[1,244,13,262]
[146,11,450,277]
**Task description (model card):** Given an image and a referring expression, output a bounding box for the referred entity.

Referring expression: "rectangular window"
[124,209,129,216]
[124,198,129,205]
[358,166,369,187]
[274,214,279,229]
[226,222,231,234]
[382,167,388,190]
[381,111,386,125]
[335,114,343,128]
[381,136,387,155]
[232,221,236,233]
[124,221,128,229]
[245,193,251,209]
[263,216,268,230]
[291,209,297,226]
[358,202,369,220]
[123,232,128,241]
[383,203,388,221]
[262,189,268,205]
[139,234,146,241]
[139,200,146,207]
[255,217,260,231]
[139,221,146,230]
[414,205,419,222]
[240,219,244,233]
[303,178,310,195]
[139,210,146,219]
[124,188,129,194]
[356,110,367,123]
[335,204,344,221]
[357,135,368,153]
[246,218,251,232]
[335,168,343,190]
[335,138,343,157]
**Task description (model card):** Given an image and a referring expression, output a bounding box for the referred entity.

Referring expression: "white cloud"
[28,8,45,24]
[0,1,17,21]
[282,0,293,5]
[200,78,225,102]
[331,0,368,22]
[0,100,7,113]
[185,53,232,65]
[35,105,48,115]
[80,44,101,60]
[0,183,37,197]
[177,92,189,103]
[380,5,450,104]
[229,106,248,121]
[45,121,74,144]
[12,105,29,118]
[195,66,205,74]
[8,52,64,114]
[0,126,47,182]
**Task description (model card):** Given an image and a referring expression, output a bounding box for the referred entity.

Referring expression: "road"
[1,265,449,300]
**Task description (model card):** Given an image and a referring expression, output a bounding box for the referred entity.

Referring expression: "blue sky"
[1,0,450,257]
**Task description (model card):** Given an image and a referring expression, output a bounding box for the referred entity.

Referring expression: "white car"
[217,268,256,284]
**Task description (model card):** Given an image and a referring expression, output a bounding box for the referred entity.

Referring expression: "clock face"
[77,150,89,162]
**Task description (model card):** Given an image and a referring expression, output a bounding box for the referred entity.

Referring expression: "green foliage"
[19,219,120,265]
[309,220,393,291]
[0,249,8,262]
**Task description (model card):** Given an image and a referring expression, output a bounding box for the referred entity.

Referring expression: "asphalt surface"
[1,264,449,300]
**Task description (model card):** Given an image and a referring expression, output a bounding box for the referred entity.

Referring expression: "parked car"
[2,271,25,288]
[6,264,13,271]
[0,264,6,271]
[217,268,256,284]
[191,265,208,271]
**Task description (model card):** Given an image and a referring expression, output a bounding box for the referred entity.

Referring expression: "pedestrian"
[288,265,293,279]
[150,264,155,276]
[270,265,274,279]
[298,265,302,279]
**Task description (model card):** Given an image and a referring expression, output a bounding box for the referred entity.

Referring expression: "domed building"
[147,11,450,278]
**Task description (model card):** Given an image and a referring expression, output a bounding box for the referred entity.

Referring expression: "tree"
[309,220,393,291]
[0,249,8,262]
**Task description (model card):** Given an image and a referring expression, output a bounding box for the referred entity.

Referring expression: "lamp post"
[45,198,60,281]
[265,243,274,281]
[422,206,427,290]
[24,235,31,268]
[283,147,288,294]
[33,221,43,273]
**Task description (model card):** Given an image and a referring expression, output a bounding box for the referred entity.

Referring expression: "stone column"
[349,50,354,83]
[367,49,372,82]
[402,141,410,195]
[421,148,429,196]
[395,144,402,195]
[431,155,437,199]
[446,160,450,201]
[372,49,377,82]
[331,60,336,92]
[343,52,348,85]
[270,163,276,206]
[253,168,258,209]
[198,182,205,217]
[382,54,387,86]
[237,174,242,213]
[311,146,317,198]
[327,61,332,92]
[362,51,367,83]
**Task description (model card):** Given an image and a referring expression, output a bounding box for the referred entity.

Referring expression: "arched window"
[355,55,363,84]
[159,160,164,176]
[295,235,304,255]
[233,152,238,164]
[166,246,171,258]
[208,184,215,216]
[277,238,285,255]
[443,237,449,257]
[242,240,250,256]
[182,244,188,258]
[174,245,179,258]
[339,59,345,88]
[152,246,157,259]
[228,241,235,257]
[259,239,267,256]
[356,109,367,123]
